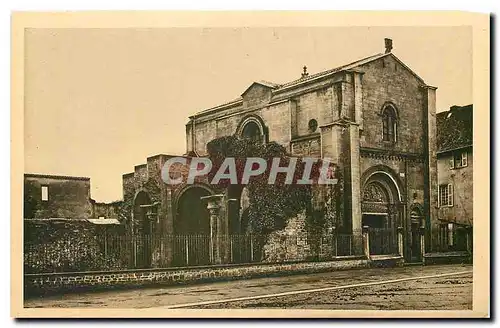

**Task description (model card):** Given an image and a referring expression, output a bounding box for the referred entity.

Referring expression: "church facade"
[122,39,438,266]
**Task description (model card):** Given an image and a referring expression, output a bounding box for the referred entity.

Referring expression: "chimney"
[384,38,393,53]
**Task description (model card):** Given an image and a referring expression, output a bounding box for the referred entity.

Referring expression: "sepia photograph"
[10,11,490,318]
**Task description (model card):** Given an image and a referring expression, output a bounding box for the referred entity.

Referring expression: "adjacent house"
[23,173,121,224]
[435,104,473,252]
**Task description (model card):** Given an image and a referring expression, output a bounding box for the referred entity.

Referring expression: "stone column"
[397,226,404,258]
[420,226,426,264]
[201,194,225,265]
[164,188,174,266]
[362,225,370,260]
[422,85,438,252]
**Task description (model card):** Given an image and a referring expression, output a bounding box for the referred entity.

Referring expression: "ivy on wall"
[24,181,40,220]
[206,136,343,236]
[24,220,126,274]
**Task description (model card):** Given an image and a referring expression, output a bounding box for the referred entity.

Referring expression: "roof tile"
[437,104,473,153]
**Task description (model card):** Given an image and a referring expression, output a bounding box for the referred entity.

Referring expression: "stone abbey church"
[120,38,438,267]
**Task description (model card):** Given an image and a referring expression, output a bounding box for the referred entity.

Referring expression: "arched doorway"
[361,171,402,255]
[174,185,212,266]
[133,191,153,268]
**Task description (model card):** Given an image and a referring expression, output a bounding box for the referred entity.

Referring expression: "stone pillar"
[466,226,473,254]
[164,188,174,266]
[353,71,364,130]
[348,124,363,257]
[362,225,370,260]
[397,226,404,257]
[422,85,438,252]
[420,226,426,264]
[349,124,362,230]
[401,203,408,260]
[201,194,225,265]
[219,197,232,264]
[289,99,298,139]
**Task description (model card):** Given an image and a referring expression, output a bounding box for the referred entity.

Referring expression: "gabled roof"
[192,51,427,118]
[190,97,242,118]
[276,53,388,91]
[437,104,473,153]
[275,52,425,91]
[241,80,282,96]
[256,80,282,89]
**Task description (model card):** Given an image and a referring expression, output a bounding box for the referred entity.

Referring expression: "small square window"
[41,186,49,201]
[452,151,468,169]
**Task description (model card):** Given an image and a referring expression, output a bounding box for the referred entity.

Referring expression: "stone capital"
[201,194,225,213]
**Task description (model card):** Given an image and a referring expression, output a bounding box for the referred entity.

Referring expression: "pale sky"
[24,27,472,202]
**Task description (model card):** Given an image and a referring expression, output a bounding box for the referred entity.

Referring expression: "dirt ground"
[192,274,472,310]
[24,263,472,310]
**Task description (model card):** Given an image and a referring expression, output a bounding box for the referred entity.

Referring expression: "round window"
[308,119,318,133]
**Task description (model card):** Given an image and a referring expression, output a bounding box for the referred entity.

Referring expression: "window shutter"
[449,157,455,169]
[448,184,453,206]
[461,152,468,167]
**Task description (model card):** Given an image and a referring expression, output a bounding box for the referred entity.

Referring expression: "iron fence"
[428,226,470,253]
[24,232,363,274]
[368,228,398,255]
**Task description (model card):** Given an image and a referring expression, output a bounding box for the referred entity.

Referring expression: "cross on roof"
[301,65,309,78]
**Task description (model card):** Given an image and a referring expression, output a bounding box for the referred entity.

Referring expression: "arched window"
[236,115,267,144]
[382,105,397,143]
[242,121,262,142]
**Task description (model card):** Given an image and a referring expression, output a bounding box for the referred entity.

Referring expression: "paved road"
[25,264,472,310]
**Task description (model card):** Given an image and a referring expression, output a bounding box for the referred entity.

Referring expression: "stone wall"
[24,174,93,220]
[187,79,339,156]
[290,136,321,157]
[262,212,310,262]
[24,257,370,296]
[357,55,426,154]
[93,201,122,220]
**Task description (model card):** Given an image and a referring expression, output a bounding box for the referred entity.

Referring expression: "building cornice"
[290,133,321,143]
[360,147,424,162]
[437,144,473,155]
[24,173,90,181]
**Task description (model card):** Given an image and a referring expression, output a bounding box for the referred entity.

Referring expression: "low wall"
[25,256,369,297]
[424,252,472,265]
[369,255,405,268]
